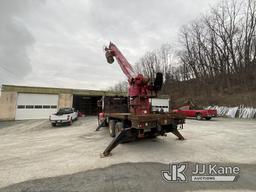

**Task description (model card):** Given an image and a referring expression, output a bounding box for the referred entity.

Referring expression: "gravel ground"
[0,116,255,191]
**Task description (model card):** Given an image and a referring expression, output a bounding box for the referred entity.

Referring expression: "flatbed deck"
[105,112,185,122]
[105,112,185,119]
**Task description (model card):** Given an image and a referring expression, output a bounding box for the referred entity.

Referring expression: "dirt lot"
[0,117,255,192]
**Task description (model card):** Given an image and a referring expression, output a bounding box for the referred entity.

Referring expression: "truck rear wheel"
[115,122,124,137]
[109,120,116,137]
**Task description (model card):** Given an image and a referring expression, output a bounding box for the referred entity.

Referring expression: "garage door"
[15,93,58,120]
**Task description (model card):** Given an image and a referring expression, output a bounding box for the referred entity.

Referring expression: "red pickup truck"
[173,105,217,120]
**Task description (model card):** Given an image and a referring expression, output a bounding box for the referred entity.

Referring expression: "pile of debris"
[207,106,256,119]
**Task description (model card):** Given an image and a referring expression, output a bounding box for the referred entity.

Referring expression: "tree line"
[110,0,256,106]
[178,0,256,81]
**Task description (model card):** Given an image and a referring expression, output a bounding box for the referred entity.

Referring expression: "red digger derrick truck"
[96,42,186,157]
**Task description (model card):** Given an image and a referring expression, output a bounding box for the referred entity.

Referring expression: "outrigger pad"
[101,128,131,157]
[100,153,112,158]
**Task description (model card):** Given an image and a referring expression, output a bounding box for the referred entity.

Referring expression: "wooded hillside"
[110,0,256,107]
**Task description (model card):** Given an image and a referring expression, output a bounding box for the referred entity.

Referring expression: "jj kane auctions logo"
[162,163,240,182]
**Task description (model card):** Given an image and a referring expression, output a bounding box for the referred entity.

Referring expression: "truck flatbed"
[105,112,185,121]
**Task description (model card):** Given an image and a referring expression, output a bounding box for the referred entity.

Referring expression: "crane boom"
[104,42,163,115]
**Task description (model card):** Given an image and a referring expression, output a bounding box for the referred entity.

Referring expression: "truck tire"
[205,117,211,120]
[196,113,202,120]
[51,123,56,127]
[115,122,124,137]
[109,120,116,137]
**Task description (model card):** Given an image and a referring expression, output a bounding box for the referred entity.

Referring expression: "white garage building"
[0,85,123,121]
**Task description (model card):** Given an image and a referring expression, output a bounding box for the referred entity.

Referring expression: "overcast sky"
[0,0,220,90]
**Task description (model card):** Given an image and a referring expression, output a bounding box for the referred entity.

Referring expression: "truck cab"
[173,105,217,120]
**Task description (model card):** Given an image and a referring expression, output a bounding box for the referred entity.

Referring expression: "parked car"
[49,107,78,126]
[173,105,217,120]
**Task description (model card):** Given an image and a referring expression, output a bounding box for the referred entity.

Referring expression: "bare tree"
[178,0,256,80]
[109,81,128,94]
[134,44,174,81]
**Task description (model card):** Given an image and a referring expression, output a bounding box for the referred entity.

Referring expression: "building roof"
[1,84,126,96]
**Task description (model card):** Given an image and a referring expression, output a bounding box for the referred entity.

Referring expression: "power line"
[0,65,20,76]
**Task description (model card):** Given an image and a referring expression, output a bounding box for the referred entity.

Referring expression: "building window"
[17,105,25,109]
[35,105,42,109]
[26,105,34,109]
[43,105,50,109]
[51,105,57,109]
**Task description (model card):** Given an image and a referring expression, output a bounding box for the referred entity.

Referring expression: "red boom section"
[106,42,136,80]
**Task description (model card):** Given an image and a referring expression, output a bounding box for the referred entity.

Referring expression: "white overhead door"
[15,93,59,120]
[150,98,170,112]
